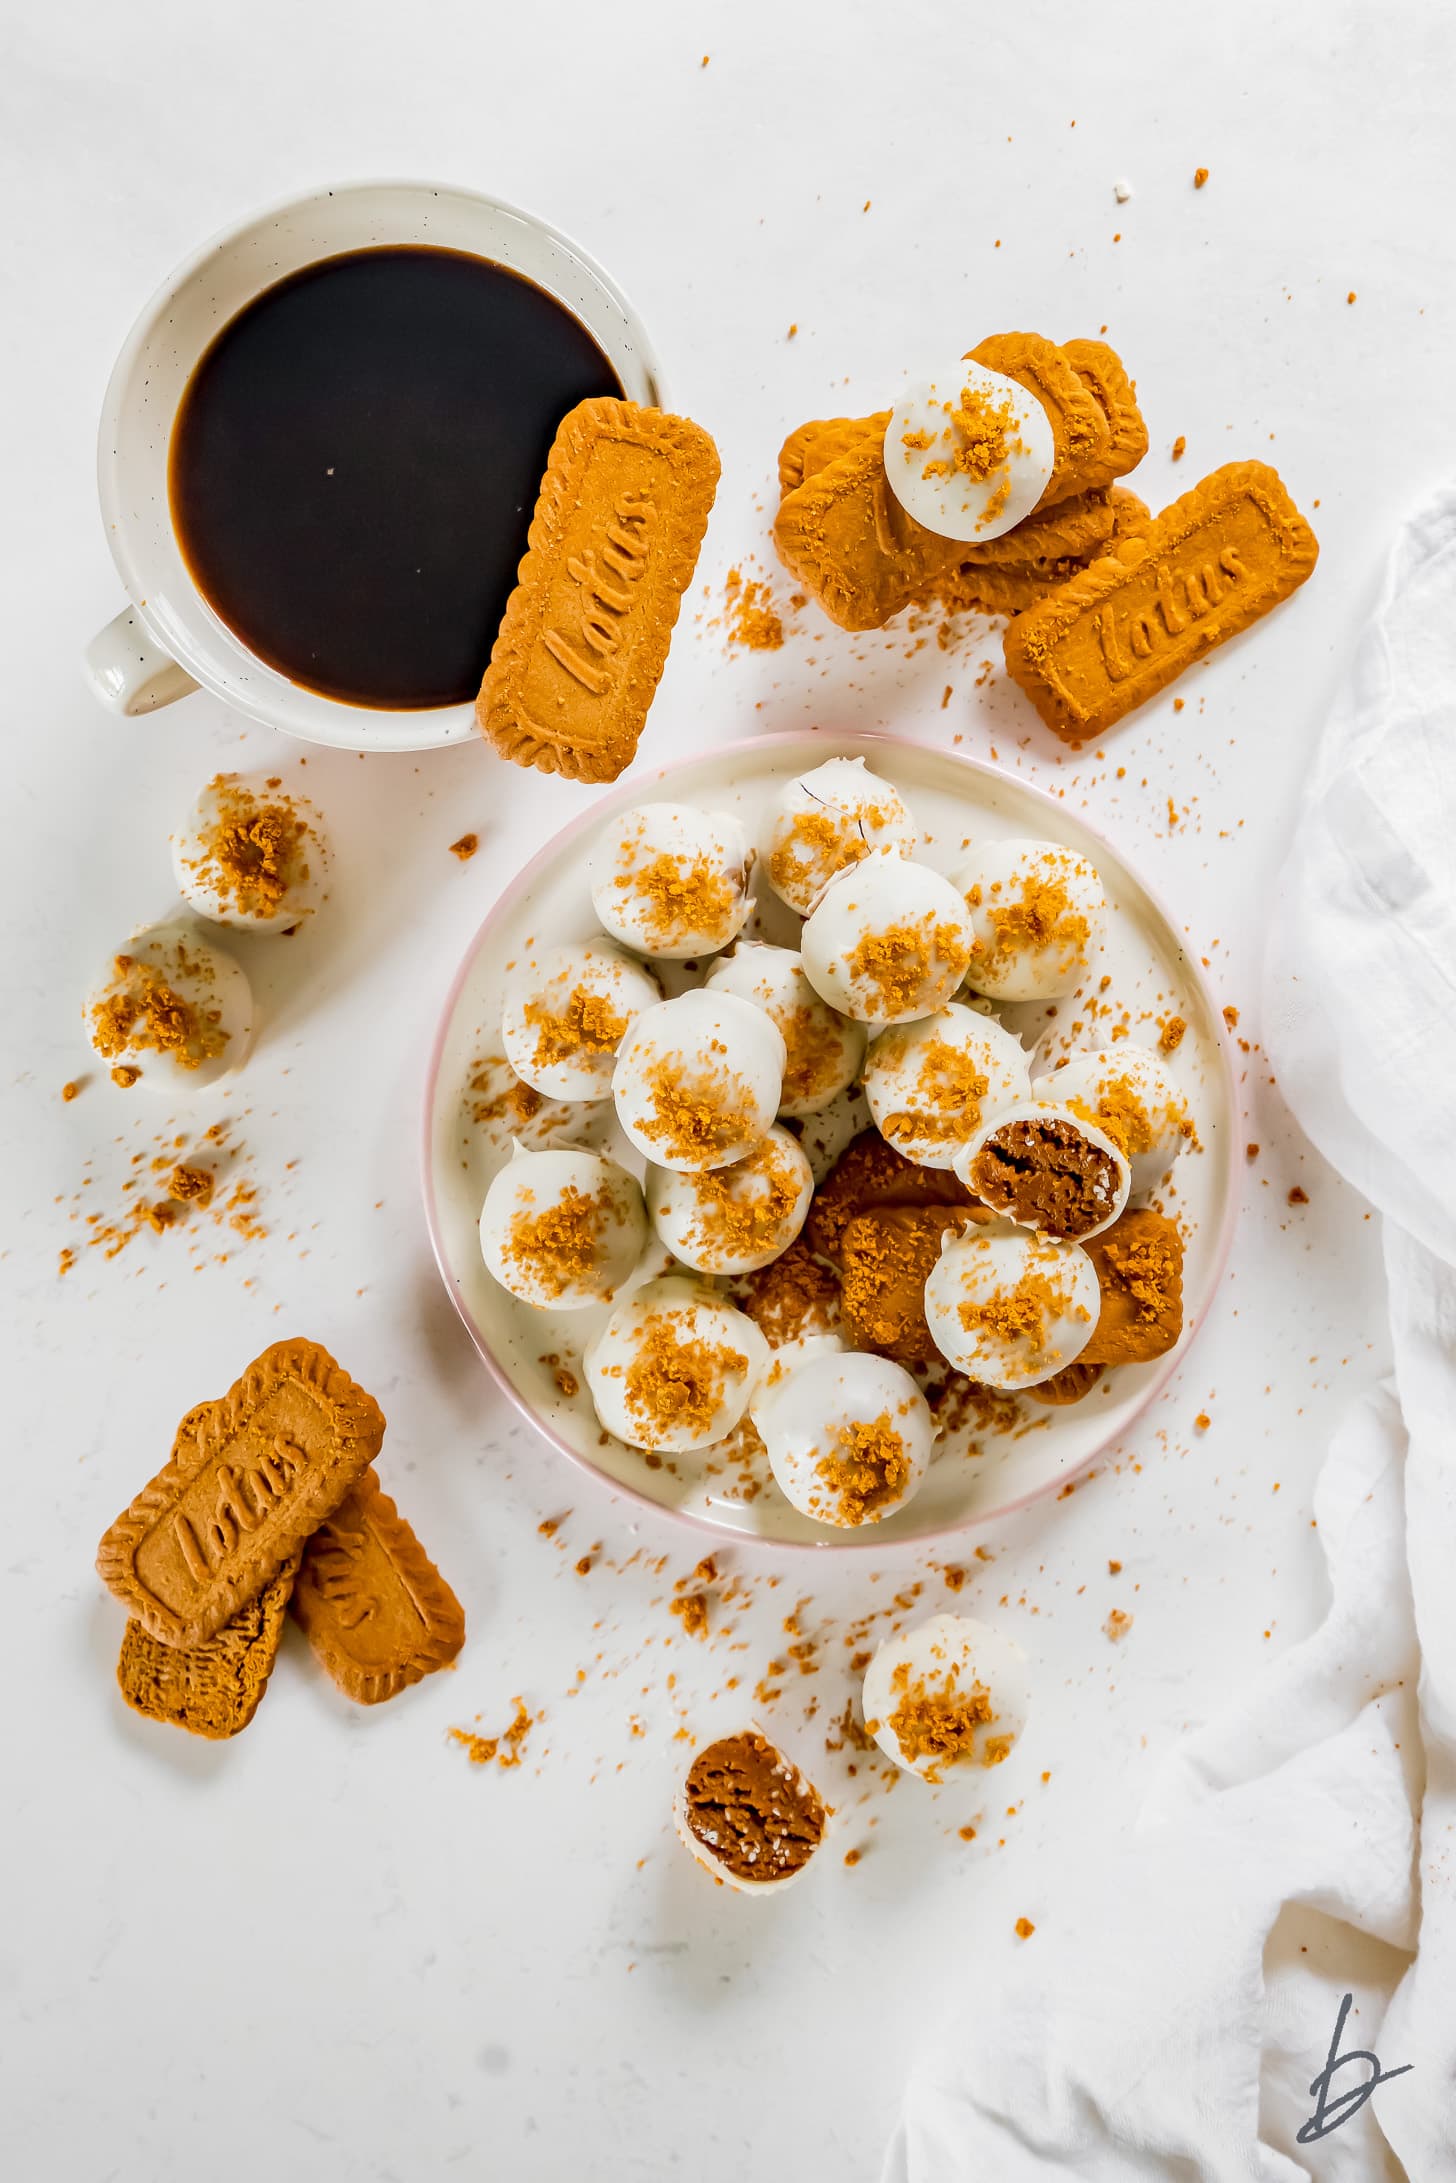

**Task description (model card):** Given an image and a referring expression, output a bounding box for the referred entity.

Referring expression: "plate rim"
[420,727,1242,1551]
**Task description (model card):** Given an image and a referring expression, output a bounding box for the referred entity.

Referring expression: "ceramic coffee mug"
[83,180,665,753]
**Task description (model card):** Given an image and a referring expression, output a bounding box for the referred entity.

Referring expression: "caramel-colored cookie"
[805,1132,981,1266]
[773,433,962,630]
[839,1205,981,1367]
[1060,339,1149,489]
[477,398,720,782]
[933,492,1152,619]
[1003,462,1318,745]
[96,1338,386,1649]
[966,333,1111,509]
[777,413,887,495]
[116,1550,300,1739]
[1082,1209,1185,1366]
[1027,1360,1108,1406]
[954,489,1120,571]
[291,1471,465,1705]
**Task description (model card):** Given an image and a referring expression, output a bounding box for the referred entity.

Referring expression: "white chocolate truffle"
[588,802,751,960]
[884,362,1055,543]
[705,943,866,1117]
[862,1614,1032,1783]
[647,1126,813,1277]
[800,852,976,1025]
[83,921,253,1092]
[954,839,1106,1001]
[1032,1045,1190,1197]
[613,991,785,1173]
[673,1730,829,1892]
[582,1275,769,1451]
[924,1223,1099,1389]
[501,941,661,1101]
[954,1098,1130,1241]
[863,1003,1031,1170]
[760,756,919,914]
[755,1349,933,1529]
[170,771,330,931]
[479,1147,646,1309]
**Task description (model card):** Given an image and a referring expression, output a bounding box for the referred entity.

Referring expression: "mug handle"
[82,607,199,716]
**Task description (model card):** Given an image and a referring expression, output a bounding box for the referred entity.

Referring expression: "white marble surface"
[3,4,1452,2176]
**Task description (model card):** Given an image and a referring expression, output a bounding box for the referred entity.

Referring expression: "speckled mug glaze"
[84,179,665,750]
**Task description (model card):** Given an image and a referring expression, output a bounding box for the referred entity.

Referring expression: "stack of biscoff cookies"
[95,1337,463,1739]
[772,331,1317,743]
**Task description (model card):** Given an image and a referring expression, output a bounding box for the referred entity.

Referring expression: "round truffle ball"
[170,771,330,932]
[501,940,662,1101]
[863,1003,1030,1169]
[923,1222,1100,1389]
[589,802,751,960]
[582,1275,770,1451]
[861,1613,1033,1782]
[953,1098,1130,1241]
[883,363,1056,543]
[800,852,976,1025]
[705,942,865,1117]
[760,756,919,914]
[478,1147,646,1309]
[755,1349,934,1529]
[83,921,254,1092]
[646,1125,813,1277]
[953,839,1105,1001]
[613,990,786,1173]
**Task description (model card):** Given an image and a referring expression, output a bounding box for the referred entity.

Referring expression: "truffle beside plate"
[422,731,1237,1549]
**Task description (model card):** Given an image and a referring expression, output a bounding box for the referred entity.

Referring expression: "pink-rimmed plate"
[422,730,1238,1548]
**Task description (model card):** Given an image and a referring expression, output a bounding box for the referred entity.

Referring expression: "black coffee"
[169,246,624,709]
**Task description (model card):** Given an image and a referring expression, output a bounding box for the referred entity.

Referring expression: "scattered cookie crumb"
[449,1701,536,1769]
[1287,1185,1309,1206]
[670,1591,711,1640]
[1246,1142,1260,1161]
[449,833,479,861]
[1104,1609,1133,1642]
[1014,1916,1036,1939]
[1194,167,1209,189]
[61,1080,80,1102]
[1171,436,1186,461]
[843,1847,863,1867]
[111,1065,141,1089]
[1113,178,1133,203]
[787,323,798,339]
[1222,1005,1240,1030]
[1194,1412,1212,1432]
[1107,1559,1122,1575]
[1347,291,1357,305]
[723,565,785,651]
[1159,1015,1187,1054]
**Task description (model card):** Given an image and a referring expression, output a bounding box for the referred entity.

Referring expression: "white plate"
[422,731,1238,1549]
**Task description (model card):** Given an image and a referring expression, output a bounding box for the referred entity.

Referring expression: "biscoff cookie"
[96,1337,386,1649]
[773,434,963,629]
[291,1471,465,1705]
[1003,461,1318,744]
[1061,339,1149,488]
[1027,1359,1108,1405]
[933,491,1152,619]
[1081,1209,1185,1366]
[951,487,1121,571]
[116,1551,301,1739]
[966,333,1112,509]
[777,413,888,495]
[477,398,720,783]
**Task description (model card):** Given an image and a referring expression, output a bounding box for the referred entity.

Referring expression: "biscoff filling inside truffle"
[523,987,629,1069]
[968,1116,1121,1238]
[620,1312,748,1439]
[812,1412,913,1525]
[845,918,970,1017]
[505,1184,612,1297]
[880,1037,991,1151]
[613,847,738,946]
[640,1050,760,1166]
[874,1658,1011,1783]
[682,1730,827,1882]
[89,952,229,1071]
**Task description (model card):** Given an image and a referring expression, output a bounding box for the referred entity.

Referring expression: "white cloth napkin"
[884,487,1456,2183]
